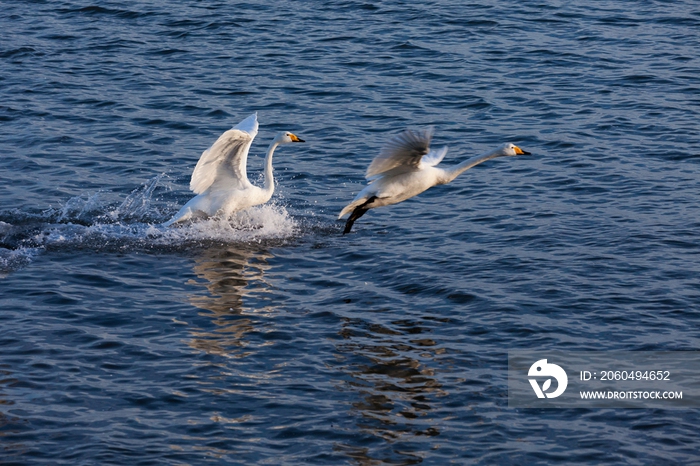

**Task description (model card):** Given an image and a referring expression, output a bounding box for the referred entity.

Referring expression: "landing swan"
[339,127,531,234]
[165,113,304,226]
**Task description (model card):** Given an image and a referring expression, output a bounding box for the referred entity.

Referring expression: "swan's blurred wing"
[420,145,448,167]
[190,114,259,194]
[365,127,434,180]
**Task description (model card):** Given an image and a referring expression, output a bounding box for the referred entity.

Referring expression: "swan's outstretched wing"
[366,127,445,180]
[420,145,448,167]
[189,113,259,194]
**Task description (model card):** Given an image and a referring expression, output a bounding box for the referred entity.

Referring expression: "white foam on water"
[36,201,298,251]
[152,203,299,245]
[0,176,302,275]
[0,246,41,277]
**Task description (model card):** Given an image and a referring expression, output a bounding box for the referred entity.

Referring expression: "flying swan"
[338,128,531,234]
[164,113,304,226]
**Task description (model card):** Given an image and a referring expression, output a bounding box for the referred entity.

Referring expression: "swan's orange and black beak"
[290,133,305,143]
[514,145,531,155]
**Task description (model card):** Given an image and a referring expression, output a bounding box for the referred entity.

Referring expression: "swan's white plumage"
[339,127,531,233]
[420,145,449,168]
[164,113,304,227]
[189,113,259,194]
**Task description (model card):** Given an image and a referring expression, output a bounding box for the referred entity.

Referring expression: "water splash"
[0,220,41,276]
[159,205,298,243]
[0,176,300,275]
[107,173,165,223]
[0,247,39,278]
[56,192,105,224]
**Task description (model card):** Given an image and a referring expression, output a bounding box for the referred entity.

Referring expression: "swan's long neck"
[440,149,504,184]
[262,140,280,197]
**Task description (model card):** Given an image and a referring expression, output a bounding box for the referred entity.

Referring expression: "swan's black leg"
[343,196,377,235]
[343,208,367,234]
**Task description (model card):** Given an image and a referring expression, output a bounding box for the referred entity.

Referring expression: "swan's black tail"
[343,196,377,235]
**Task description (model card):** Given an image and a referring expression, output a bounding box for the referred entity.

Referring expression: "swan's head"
[498,143,531,157]
[274,131,305,144]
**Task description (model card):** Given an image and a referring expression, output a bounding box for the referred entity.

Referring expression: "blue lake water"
[2,0,700,464]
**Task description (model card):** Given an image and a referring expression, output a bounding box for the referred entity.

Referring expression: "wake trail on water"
[0,175,300,276]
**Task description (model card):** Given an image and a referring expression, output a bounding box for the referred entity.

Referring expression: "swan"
[164,113,304,226]
[338,127,531,234]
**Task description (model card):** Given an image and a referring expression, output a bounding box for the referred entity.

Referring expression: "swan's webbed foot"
[342,196,377,235]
